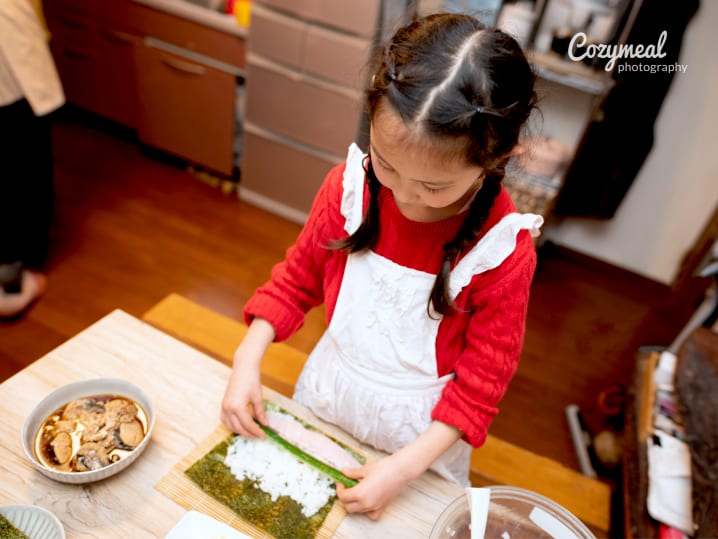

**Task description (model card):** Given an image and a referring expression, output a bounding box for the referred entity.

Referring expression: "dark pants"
[0,98,54,287]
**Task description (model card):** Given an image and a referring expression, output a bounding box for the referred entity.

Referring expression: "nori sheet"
[184,435,334,539]
[0,514,30,539]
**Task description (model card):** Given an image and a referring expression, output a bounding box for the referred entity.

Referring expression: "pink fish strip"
[265,411,361,471]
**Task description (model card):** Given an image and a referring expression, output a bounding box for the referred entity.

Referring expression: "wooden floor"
[0,109,681,478]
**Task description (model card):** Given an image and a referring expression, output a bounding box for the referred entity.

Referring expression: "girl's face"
[369,104,484,223]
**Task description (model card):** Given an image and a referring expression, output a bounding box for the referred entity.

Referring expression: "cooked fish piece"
[51,431,73,464]
[74,442,111,471]
[265,411,361,471]
[118,419,144,447]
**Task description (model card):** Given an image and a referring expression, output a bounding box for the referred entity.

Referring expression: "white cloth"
[647,431,694,535]
[294,144,542,485]
[0,0,64,115]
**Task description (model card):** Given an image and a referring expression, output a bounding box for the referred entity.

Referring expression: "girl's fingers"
[341,498,383,518]
[238,407,266,438]
[341,466,365,479]
[221,412,246,437]
[251,395,267,426]
[221,405,265,438]
[367,509,383,520]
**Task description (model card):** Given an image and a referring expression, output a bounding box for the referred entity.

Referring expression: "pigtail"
[331,157,382,252]
[429,175,502,317]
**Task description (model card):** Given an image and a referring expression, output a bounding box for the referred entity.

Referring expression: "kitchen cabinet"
[42,0,246,176]
[95,27,141,128]
[44,0,104,120]
[44,0,140,128]
[240,0,381,218]
[134,39,237,176]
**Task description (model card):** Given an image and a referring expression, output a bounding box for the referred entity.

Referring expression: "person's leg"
[0,98,52,318]
[0,99,27,280]
[22,108,54,269]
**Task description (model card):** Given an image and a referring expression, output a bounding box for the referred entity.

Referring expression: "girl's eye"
[422,185,443,194]
[376,160,395,173]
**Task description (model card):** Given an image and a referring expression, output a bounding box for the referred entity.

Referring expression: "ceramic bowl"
[0,505,65,539]
[21,378,155,484]
[430,486,596,539]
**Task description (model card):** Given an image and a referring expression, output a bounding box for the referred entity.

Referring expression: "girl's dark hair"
[337,13,537,316]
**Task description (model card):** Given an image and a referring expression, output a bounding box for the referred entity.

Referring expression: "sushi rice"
[224,434,336,518]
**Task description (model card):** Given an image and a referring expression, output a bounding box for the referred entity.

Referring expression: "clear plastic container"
[430,486,596,539]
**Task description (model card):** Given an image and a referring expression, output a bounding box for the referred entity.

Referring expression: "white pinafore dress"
[294,144,543,485]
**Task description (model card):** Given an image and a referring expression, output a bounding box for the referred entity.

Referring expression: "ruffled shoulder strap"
[341,143,367,235]
[448,213,543,300]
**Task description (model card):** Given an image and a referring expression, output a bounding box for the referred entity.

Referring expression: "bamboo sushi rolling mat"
[156,422,346,539]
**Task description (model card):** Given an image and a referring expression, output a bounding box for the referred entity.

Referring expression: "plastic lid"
[430,486,596,539]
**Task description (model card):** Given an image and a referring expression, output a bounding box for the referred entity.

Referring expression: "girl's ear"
[509,144,526,157]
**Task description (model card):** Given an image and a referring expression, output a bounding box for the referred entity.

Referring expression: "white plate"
[165,511,251,539]
[0,505,65,539]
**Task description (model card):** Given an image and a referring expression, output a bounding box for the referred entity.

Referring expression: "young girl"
[222,13,542,519]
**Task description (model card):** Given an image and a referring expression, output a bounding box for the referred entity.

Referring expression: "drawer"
[250,4,372,91]
[49,40,103,115]
[241,125,341,215]
[245,57,363,156]
[304,25,372,91]
[122,2,246,69]
[135,41,236,175]
[44,3,97,46]
[43,0,98,18]
[248,4,305,68]
[95,30,141,128]
[254,0,381,39]
[44,0,246,69]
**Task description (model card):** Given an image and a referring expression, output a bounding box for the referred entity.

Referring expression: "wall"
[543,2,718,285]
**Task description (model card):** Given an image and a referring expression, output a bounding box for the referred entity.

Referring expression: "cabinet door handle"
[102,29,134,45]
[159,55,206,76]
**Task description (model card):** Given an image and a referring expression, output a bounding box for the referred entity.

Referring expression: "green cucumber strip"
[256,422,359,487]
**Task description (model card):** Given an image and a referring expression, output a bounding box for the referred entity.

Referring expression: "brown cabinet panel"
[248,5,305,68]
[116,2,246,69]
[254,0,380,38]
[242,127,338,214]
[49,40,104,117]
[45,0,138,126]
[303,25,371,91]
[245,60,362,156]
[250,4,371,91]
[135,41,236,175]
[44,6,96,44]
[95,28,140,128]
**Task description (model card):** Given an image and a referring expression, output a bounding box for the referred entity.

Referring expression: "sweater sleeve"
[431,230,537,448]
[243,163,346,341]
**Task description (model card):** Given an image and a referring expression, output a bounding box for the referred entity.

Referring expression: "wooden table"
[0,309,463,538]
[144,294,612,536]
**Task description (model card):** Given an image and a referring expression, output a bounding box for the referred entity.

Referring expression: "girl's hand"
[336,421,464,519]
[220,318,276,438]
[335,454,414,520]
[221,358,265,438]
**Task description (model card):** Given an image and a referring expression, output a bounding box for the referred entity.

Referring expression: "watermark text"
[568,30,683,73]
[616,62,687,74]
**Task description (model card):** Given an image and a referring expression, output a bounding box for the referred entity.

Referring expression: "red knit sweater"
[244,161,537,448]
